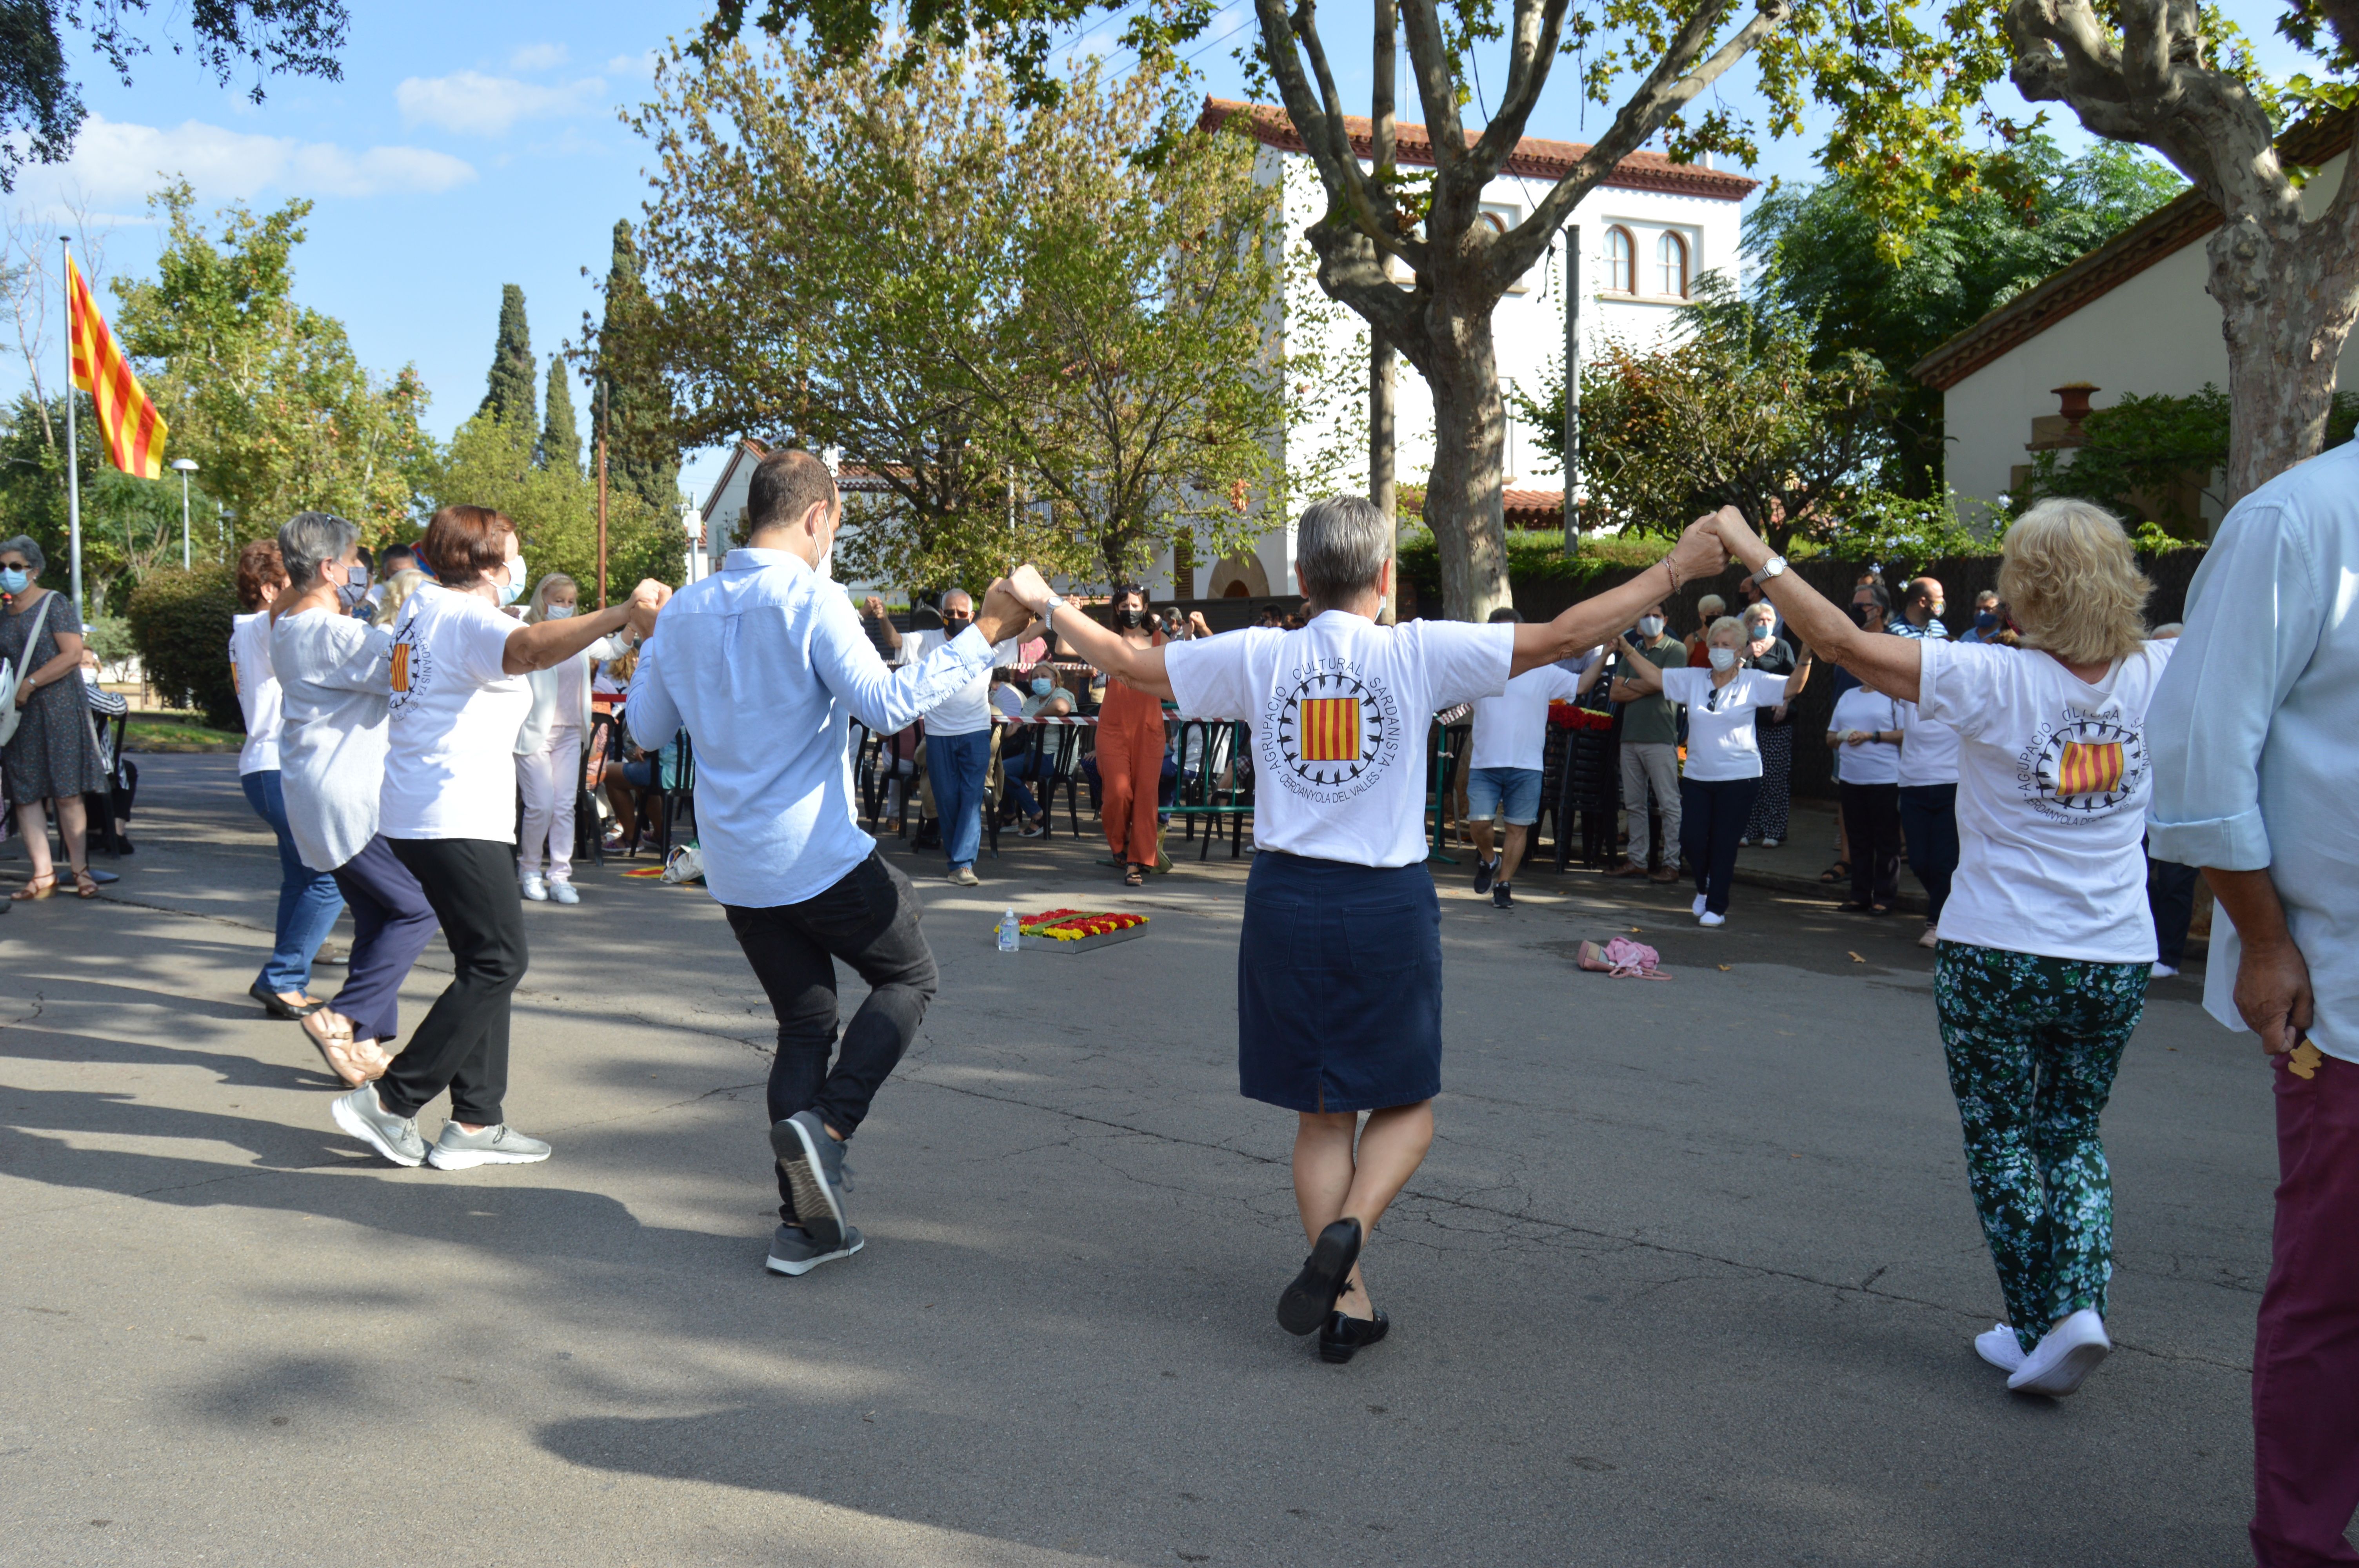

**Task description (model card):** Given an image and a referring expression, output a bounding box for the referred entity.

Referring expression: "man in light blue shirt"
[628,448,1035,1279]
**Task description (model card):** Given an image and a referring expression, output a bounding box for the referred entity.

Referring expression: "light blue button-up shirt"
[627,548,996,908]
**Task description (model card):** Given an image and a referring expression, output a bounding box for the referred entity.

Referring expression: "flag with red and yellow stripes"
[67,253,167,479]
[1296,697,1363,762]
[2056,740,2124,797]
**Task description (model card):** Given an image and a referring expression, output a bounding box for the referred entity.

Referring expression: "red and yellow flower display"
[1018,909,1149,941]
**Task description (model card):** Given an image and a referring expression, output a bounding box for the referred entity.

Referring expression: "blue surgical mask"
[1031,677,1051,696]
[1707,646,1739,672]
[347,565,369,587]
[497,556,527,607]
[0,568,25,594]
[545,604,576,620]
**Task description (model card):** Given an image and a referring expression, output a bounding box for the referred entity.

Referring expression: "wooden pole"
[1371,0,1399,622]
[596,380,609,608]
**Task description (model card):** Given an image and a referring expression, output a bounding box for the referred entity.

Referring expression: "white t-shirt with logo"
[229,612,284,775]
[1661,667,1785,781]
[1895,699,1961,787]
[1166,612,1513,867]
[901,627,1019,735]
[1829,688,1902,785]
[1467,663,1586,773]
[380,583,534,841]
[1918,637,2179,963]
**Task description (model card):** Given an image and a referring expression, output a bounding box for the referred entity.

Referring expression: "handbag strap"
[3,591,54,703]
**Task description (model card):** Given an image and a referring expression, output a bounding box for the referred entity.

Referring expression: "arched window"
[1605,227,1635,294]
[1657,230,1689,298]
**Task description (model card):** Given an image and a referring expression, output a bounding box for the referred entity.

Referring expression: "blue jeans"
[1002,749,1047,820]
[929,728,991,871]
[240,769,346,996]
[1465,765,1543,826]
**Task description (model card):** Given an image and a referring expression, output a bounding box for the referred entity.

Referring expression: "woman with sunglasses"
[1614,614,1812,926]
[1,534,110,900]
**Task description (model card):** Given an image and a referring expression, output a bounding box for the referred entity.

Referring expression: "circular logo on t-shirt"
[1275,668,1386,789]
[386,630,435,718]
[2023,714,2146,817]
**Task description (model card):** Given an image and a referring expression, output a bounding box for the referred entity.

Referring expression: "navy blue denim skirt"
[1237,849,1443,1113]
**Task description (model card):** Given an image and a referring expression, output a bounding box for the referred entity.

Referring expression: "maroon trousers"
[2253,1048,2359,1566]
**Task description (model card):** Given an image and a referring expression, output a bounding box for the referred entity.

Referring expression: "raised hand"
[625,579,671,636]
[976,577,1031,644]
[861,594,888,621]
[1005,564,1054,613]
[1710,505,1767,559]
[1667,515,1730,586]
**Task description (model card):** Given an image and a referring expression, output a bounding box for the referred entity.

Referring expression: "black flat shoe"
[249,981,322,1020]
[1318,1307,1391,1364]
[1277,1218,1362,1336]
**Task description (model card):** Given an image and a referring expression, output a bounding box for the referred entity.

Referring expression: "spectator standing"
[1684,594,1727,666]
[1096,585,1169,887]
[1606,604,1685,883]
[873,590,1023,887]
[1719,498,2175,1399]
[1615,615,1812,924]
[1896,695,1961,948]
[1893,577,1949,639]
[1827,681,1902,913]
[329,505,664,1172]
[2147,441,2359,1568]
[229,539,346,1016]
[1738,603,1798,847]
[1461,607,1596,909]
[2139,622,2199,978]
[1957,589,2005,644]
[0,535,107,901]
[513,572,630,906]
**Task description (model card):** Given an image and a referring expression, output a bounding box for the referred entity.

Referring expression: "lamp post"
[170,457,199,570]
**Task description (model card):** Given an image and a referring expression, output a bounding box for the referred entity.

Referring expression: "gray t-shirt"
[270,609,396,872]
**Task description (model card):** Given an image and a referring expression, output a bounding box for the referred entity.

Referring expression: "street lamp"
[170,458,199,570]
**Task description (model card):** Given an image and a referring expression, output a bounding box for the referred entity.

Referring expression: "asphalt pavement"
[0,755,2285,1566]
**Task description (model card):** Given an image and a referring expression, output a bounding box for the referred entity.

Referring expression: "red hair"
[420,505,516,588]
[234,539,288,612]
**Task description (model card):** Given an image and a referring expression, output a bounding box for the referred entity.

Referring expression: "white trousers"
[516,726,581,883]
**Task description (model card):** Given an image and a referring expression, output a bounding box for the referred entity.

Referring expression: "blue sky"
[3,0,2302,510]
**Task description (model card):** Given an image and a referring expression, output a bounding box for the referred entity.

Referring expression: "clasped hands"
[624,579,671,638]
[1666,504,1772,586]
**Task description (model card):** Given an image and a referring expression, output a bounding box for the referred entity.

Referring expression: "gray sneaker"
[427,1122,553,1171]
[765,1222,865,1276]
[770,1109,852,1248]
[330,1085,427,1167]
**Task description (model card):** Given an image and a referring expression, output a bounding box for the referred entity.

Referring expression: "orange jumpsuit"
[1096,640,1167,869]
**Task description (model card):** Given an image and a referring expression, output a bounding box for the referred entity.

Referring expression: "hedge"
[125,566,242,730]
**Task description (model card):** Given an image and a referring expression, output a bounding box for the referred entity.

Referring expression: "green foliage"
[540,356,582,474]
[1747,136,2187,496]
[433,411,680,595]
[1396,526,1674,602]
[124,565,240,728]
[1796,489,1994,563]
[480,284,538,428]
[81,613,134,666]
[595,222,682,514]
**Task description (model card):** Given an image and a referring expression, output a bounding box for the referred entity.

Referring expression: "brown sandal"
[72,867,98,898]
[11,872,56,901]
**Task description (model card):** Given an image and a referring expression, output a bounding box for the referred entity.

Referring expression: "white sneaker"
[2006,1308,2111,1396]
[1918,924,1939,949]
[547,880,580,906]
[1762,838,1780,849]
[1699,911,1725,928]
[1975,1322,2027,1374]
[2150,962,2178,978]
[519,874,548,902]
[1692,893,1708,916]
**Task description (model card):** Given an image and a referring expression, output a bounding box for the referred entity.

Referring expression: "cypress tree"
[596,221,681,514]
[539,356,582,474]
[479,283,537,428]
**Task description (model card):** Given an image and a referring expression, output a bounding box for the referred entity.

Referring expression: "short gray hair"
[0,534,44,576]
[940,588,973,612]
[1296,496,1389,603]
[1487,605,1522,624]
[278,512,360,591]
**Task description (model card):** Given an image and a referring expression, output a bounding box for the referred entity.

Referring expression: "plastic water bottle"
[998,909,1021,953]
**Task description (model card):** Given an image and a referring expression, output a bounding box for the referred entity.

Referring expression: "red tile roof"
[1401,485,1570,528]
[1201,98,1756,202]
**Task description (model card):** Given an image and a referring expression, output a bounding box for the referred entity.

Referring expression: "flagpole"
[62,239,82,620]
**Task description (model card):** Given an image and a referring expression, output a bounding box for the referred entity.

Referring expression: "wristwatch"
[1746,554,1788,589]
[1040,592,1066,635]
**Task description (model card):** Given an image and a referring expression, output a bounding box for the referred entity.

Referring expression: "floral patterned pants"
[1933,941,2150,1354]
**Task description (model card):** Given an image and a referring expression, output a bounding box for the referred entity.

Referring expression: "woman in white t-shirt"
[1826,681,1903,913]
[513,573,631,906]
[1713,499,2175,1399]
[1616,614,1812,925]
[1000,497,1730,1365]
[229,538,348,1022]
[328,505,667,1175]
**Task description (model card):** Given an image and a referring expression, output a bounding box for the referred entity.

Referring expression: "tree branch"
[1470,0,1572,176]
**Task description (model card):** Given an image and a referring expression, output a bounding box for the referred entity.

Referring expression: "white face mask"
[544,604,576,620]
[497,555,527,607]
[1708,646,1739,672]
[1637,616,1665,639]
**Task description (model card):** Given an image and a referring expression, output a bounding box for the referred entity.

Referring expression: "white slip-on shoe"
[2007,1308,2111,1395]
[2150,962,2178,978]
[548,880,580,906]
[1699,911,1726,928]
[1919,924,1939,949]
[1975,1323,2027,1374]
[519,874,548,902]
[1692,893,1708,916]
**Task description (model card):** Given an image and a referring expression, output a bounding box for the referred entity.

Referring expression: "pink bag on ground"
[1577,936,1667,979]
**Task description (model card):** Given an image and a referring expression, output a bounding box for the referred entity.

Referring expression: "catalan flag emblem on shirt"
[390,644,413,693]
[2056,740,2124,797]
[1297,697,1364,762]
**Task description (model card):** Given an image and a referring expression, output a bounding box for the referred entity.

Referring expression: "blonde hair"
[1697,594,1726,619]
[1706,615,1748,646]
[525,572,579,624]
[373,568,426,627]
[1998,499,2152,665]
[605,645,640,685]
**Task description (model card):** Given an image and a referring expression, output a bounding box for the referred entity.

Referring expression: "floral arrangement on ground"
[1019,909,1150,940]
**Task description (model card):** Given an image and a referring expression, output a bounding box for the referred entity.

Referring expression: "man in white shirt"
[1462,606,1600,908]
[2148,439,2359,1568]
[628,449,1036,1278]
[872,590,1025,886]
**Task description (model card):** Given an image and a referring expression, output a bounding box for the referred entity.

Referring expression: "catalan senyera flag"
[2056,740,2125,797]
[390,643,413,693]
[67,253,167,479]
[1297,697,1363,762]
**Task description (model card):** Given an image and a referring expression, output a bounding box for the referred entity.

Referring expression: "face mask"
[1707,646,1739,672]
[497,556,527,607]
[347,565,369,587]
[1929,601,1946,620]
[0,568,26,594]
[1747,624,1773,643]
[1115,607,1150,630]
[1974,610,1998,631]
[1031,677,1052,697]
[1637,616,1665,639]
[545,604,576,620]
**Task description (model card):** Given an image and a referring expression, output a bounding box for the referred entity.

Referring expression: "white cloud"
[395,69,605,136]
[509,42,570,71]
[41,114,476,203]
[604,50,659,77]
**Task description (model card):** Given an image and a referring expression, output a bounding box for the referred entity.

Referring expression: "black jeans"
[1898,783,1960,925]
[1839,782,1902,908]
[1679,775,1761,916]
[725,851,939,1221]
[2147,851,2200,968]
[383,837,528,1125]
